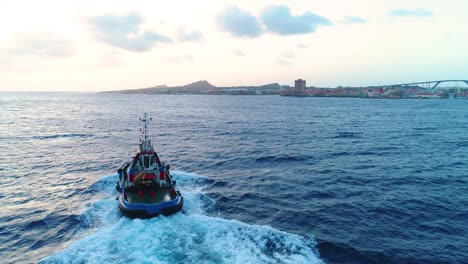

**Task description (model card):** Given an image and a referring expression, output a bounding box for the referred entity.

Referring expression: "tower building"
[294,79,306,95]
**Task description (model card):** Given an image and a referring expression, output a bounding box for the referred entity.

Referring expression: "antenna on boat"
[139,113,153,152]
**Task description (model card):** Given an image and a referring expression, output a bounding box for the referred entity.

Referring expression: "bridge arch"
[381,80,468,91]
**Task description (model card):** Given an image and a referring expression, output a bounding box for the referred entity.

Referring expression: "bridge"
[377,80,468,91]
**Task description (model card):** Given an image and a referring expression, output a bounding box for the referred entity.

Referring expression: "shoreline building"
[294,79,306,95]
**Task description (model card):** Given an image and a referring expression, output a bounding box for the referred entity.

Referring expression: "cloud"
[177,27,203,42]
[389,8,434,17]
[261,5,332,35]
[0,57,12,66]
[217,6,262,38]
[277,59,292,66]
[281,52,296,59]
[162,55,182,63]
[163,54,194,63]
[233,49,245,57]
[8,35,74,57]
[342,16,366,24]
[90,13,172,52]
[277,52,296,66]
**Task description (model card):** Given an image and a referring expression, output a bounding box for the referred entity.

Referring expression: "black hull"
[118,196,184,219]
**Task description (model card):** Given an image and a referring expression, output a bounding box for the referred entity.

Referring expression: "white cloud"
[342,16,366,24]
[233,49,246,57]
[7,34,74,57]
[89,13,172,52]
[389,8,434,18]
[261,5,332,35]
[217,6,262,38]
[177,27,203,42]
[277,59,292,66]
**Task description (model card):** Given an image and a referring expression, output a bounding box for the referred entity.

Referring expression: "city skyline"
[0,0,467,92]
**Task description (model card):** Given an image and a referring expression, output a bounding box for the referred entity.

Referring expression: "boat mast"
[143,113,147,142]
[139,113,153,152]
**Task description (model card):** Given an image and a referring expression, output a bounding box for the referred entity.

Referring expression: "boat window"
[150,155,154,165]
[144,156,150,168]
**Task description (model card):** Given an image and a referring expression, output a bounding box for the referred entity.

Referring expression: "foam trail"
[41,171,323,264]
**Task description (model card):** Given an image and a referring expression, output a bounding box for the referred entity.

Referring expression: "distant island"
[103,80,282,95]
[104,79,468,99]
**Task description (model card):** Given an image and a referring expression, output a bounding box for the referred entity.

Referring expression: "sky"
[0,0,467,92]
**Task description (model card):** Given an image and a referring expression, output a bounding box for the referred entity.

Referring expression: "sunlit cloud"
[342,16,366,24]
[389,8,434,18]
[261,5,332,35]
[217,6,262,38]
[89,13,172,52]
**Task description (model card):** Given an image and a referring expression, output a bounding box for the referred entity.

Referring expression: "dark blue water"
[1,93,467,264]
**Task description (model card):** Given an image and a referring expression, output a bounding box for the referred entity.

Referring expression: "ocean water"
[0,93,467,264]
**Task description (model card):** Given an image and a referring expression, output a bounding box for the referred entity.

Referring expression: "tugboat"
[116,113,183,218]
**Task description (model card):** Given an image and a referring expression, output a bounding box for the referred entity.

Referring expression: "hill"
[104,81,281,95]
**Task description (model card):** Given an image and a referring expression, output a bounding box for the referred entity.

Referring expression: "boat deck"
[126,187,173,204]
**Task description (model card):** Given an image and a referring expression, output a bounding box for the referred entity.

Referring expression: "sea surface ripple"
[0,93,467,264]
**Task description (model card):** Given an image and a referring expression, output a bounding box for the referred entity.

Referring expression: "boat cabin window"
[143,155,150,168]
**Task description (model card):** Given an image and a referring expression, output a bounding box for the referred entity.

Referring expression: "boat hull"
[116,161,184,219]
[118,195,183,219]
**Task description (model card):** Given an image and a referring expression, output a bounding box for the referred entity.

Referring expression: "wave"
[255,154,313,163]
[40,171,323,264]
[41,214,322,264]
[330,152,350,157]
[32,134,92,140]
[333,132,363,139]
[456,141,468,147]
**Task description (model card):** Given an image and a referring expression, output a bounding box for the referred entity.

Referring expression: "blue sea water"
[0,93,467,264]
